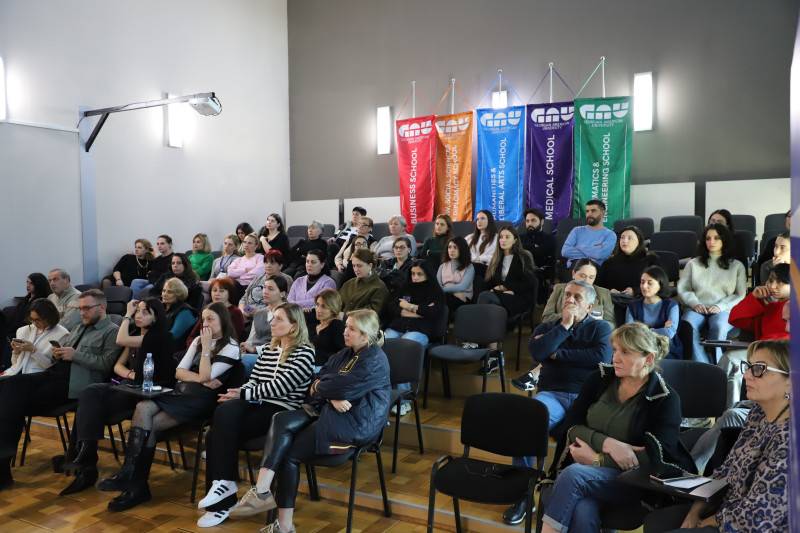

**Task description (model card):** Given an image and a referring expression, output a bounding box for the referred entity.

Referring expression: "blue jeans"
[543,464,641,533]
[384,329,428,402]
[130,279,153,299]
[681,309,733,363]
[512,391,578,468]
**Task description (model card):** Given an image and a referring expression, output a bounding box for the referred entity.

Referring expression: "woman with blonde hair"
[102,238,156,289]
[196,302,315,527]
[189,233,214,281]
[538,322,694,533]
[228,309,391,533]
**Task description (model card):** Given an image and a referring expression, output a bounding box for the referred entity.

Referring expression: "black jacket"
[520,229,556,266]
[311,343,391,454]
[549,364,696,479]
[486,253,538,306]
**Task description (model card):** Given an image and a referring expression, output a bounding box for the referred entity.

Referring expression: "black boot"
[107,445,155,511]
[64,440,97,471]
[97,427,150,492]
[59,466,98,496]
[0,458,13,491]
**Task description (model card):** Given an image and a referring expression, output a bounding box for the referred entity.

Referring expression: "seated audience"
[477,226,537,318]
[625,266,682,360]
[57,297,175,495]
[241,275,289,357]
[287,249,336,309]
[227,233,266,292]
[189,233,214,281]
[541,258,615,328]
[338,235,371,283]
[373,215,417,260]
[520,208,556,267]
[338,248,390,316]
[597,226,662,324]
[0,289,122,490]
[755,211,790,283]
[644,339,790,533]
[161,277,198,351]
[306,289,346,371]
[7,273,51,336]
[466,209,498,268]
[196,303,315,527]
[561,199,616,270]
[96,302,240,511]
[708,208,749,268]
[539,323,694,533]
[101,238,155,289]
[420,214,453,267]
[378,236,414,297]
[227,309,390,533]
[235,222,255,255]
[203,233,241,292]
[284,220,327,278]
[328,208,369,267]
[47,268,81,331]
[678,223,746,364]
[258,213,290,258]
[131,235,174,299]
[151,253,203,311]
[335,217,374,275]
[5,299,68,376]
[436,236,475,316]
[187,278,245,346]
[240,251,293,324]
[385,259,445,346]
[758,230,790,286]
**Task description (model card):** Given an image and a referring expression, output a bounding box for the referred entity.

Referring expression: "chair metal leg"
[441,361,451,398]
[177,436,188,470]
[190,427,204,503]
[374,446,391,517]
[453,497,462,533]
[498,353,507,392]
[305,464,320,500]
[61,413,72,443]
[55,415,68,452]
[481,357,488,392]
[346,455,360,533]
[413,399,424,454]
[107,425,119,461]
[426,476,437,533]
[516,316,523,371]
[118,422,127,453]
[423,356,432,409]
[392,404,401,473]
[245,451,255,485]
[165,440,176,469]
[20,416,33,466]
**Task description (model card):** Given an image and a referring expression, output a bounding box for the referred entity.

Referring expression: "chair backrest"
[734,230,756,262]
[495,220,513,229]
[322,224,337,238]
[372,222,391,241]
[731,214,756,235]
[659,215,704,237]
[103,286,133,303]
[764,212,787,234]
[383,338,425,387]
[613,217,655,240]
[452,221,474,238]
[461,392,550,458]
[555,218,588,259]
[412,221,435,244]
[108,313,124,326]
[211,250,222,259]
[75,283,99,292]
[650,250,680,283]
[286,225,308,239]
[2,305,17,323]
[760,230,782,254]
[649,231,698,259]
[659,360,727,418]
[329,269,344,289]
[453,304,507,345]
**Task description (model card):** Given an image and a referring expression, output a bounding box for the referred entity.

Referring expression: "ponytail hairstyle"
[347,309,384,347]
[609,322,670,374]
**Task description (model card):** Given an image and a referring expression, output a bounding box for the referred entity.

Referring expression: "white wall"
[0,0,290,306]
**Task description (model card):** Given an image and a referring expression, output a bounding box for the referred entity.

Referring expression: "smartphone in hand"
[49,340,62,348]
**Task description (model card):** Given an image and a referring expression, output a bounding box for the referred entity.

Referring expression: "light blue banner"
[475,105,526,225]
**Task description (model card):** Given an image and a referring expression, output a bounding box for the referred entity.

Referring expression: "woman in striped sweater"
[196,302,315,528]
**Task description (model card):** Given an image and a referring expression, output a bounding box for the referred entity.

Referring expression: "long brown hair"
[485,226,534,280]
[469,210,498,256]
[205,302,235,357]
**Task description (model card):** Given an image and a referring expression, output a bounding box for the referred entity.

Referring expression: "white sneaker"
[198,479,238,509]
[261,519,296,533]
[390,403,411,416]
[197,502,237,527]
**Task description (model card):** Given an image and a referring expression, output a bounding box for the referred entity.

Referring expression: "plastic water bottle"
[142,353,154,392]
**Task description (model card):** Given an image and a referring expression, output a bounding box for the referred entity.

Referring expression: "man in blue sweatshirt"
[561,199,617,269]
[502,279,613,525]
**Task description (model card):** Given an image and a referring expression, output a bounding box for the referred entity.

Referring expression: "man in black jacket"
[519,208,556,267]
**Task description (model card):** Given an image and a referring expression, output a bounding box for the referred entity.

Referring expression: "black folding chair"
[383,338,426,473]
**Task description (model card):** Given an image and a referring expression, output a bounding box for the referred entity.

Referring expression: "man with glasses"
[0,289,122,490]
[47,268,82,331]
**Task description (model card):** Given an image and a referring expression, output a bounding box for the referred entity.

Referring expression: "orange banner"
[434,112,473,221]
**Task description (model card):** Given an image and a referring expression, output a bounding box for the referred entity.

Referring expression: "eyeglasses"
[78,304,101,313]
[393,245,408,250]
[30,317,46,324]
[740,361,789,378]
[358,222,372,227]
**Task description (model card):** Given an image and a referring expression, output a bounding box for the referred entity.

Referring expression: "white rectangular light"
[633,72,653,131]
[492,90,507,109]
[167,92,183,148]
[0,56,7,121]
[377,106,391,155]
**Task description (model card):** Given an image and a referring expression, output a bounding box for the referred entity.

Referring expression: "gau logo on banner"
[573,96,632,228]
[476,106,526,225]
[525,102,575,231]
[434,112,473,221]
[396,115,437,232]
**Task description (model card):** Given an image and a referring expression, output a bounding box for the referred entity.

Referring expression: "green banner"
[573,96,632,227]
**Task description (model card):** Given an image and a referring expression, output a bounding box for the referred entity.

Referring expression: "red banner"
[396,115,436,232]
[435,112,473,221]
